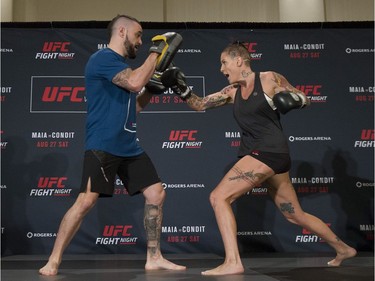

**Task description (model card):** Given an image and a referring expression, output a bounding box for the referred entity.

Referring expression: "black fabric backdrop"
[1,21,374,256]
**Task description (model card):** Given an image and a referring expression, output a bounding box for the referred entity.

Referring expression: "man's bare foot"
[39,260,60,276]
[328,247,357,266]
[201,263,244,276]
[145,257,186,271]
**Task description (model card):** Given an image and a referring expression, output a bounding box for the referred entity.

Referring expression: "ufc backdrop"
[1,22,374,257]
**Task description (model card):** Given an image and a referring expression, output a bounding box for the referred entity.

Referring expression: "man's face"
[124,23,143,59]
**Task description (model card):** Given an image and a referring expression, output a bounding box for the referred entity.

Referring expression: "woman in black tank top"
[162,42,356,276]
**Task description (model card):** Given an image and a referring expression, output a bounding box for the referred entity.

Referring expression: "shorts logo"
[251,150,260,156]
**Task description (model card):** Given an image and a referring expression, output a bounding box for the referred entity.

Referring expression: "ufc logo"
[42,86,85,102]
[169,130,197,141]
[242,42,257,53]
[361,129,375,140]
[38,177,67,188]
[295,85,322,95]
[43,42,70,52]
[302,223,331,234]
[103,225,132,237]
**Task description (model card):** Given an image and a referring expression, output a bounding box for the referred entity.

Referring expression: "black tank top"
[233,72,289,155]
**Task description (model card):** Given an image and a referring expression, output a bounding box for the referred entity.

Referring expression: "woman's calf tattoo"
[280,202,295,214]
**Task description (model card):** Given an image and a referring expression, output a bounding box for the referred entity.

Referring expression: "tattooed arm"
[261,71,311,107]
[186,84,237,111]
[112,53,158,93]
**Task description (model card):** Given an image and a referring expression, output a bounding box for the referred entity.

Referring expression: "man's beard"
[124,35,137,59]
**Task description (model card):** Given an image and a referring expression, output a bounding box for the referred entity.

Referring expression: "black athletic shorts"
[80,150,161,197]
[248,150,291,174]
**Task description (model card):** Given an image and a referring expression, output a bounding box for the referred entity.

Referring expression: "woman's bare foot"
[39,260,60,276]
[328,247,357,266]
[201,262,244,276]
[145,257,186,271]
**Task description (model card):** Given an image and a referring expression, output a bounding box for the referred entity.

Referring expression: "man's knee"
[75,193,98,213]
[143,183,165,204]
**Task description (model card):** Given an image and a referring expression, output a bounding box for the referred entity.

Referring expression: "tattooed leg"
[144,204,162,256]
[278,202,356,266]
[229,165,267,186]
[143,203,187,271]
[280,202,295,214]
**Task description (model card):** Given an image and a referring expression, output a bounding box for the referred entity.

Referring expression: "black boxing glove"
[273,91,309,114]
[161,67,192,100]
[145,71,166,95]
[149,32,183,72]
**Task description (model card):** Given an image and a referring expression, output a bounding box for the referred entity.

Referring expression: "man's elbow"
[128,83,145,93]
[117,77,145,93]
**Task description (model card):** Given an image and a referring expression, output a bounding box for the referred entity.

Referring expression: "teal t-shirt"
[84,48,143,156]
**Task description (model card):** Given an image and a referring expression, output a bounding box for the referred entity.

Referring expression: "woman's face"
[220,52,239,84]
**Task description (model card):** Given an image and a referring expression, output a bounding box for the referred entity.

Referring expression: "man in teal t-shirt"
[39,15,186,276]
[85,47,143,156]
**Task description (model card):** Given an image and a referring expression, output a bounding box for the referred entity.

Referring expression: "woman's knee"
[209,189,231,208]
[208,191,216,207]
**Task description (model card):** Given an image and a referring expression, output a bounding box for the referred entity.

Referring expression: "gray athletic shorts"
[80,150,161,197]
